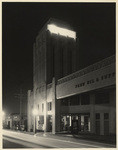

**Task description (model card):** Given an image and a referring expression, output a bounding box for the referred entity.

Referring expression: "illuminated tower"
[33,18,78,91]
[33,19,78,133]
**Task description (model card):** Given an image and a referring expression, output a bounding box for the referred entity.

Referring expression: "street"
[3,136,50,148]
[3,138,28,148]
[2,129,116,148]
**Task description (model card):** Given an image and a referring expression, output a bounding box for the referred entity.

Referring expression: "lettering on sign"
[75,72,115,88]
[87,79,94,84]
[75,82,85,88]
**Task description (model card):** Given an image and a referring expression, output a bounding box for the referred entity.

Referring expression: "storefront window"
[95,92,109,104]
[61,95,80,106]
[48,102,52,111]
[81,93,90,105]
[61,114,90,133]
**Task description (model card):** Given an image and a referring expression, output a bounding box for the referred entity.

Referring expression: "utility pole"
[14,88,27,130]
[14,88,24,116]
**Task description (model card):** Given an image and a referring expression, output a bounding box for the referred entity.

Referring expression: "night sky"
[2,2,115,115]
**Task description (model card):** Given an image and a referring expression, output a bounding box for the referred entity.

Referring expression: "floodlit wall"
[56,55,115,99]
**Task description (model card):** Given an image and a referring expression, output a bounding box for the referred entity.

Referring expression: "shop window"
[48,102,52,111]
[61,115,72,132]
[81,93,90,105]
[39,115,44,124]
[95,92,109,104]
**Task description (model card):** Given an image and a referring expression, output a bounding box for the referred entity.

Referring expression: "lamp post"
[32,109,38,134]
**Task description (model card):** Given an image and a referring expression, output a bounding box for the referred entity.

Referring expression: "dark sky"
[2,2,115,114]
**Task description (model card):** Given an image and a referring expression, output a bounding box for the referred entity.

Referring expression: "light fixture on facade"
[47,24,76,40]
[32,109,38,116]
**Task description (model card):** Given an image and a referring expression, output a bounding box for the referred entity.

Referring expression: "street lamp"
[32,109,38,134]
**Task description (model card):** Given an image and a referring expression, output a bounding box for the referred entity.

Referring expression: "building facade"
[27,19,116,136]
[5,113,27,131]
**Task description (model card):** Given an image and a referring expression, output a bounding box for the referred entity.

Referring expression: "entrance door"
[48,115,52,132]
[104,121,109,135]
[8,121,10,129]
[95,121,100,135]
[72,120,78,134]
[95,113,100,135]
[84,116,89,131]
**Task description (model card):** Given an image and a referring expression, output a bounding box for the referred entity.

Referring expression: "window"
[61,95,80,106]
[39,116,44,124]
[70,95,80,106]
[48,102,52,111]
[96,113,100,120]
[95,92,109,104]
[81,93,90,105]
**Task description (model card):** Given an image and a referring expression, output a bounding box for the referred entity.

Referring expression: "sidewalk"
[7,129,116,146]
[33,131,116,145]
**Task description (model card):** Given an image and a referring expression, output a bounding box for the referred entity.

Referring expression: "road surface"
[2,129,116,148]
[3,138,28,148]
[3,136,51,148]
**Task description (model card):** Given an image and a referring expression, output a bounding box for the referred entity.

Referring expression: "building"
[27,19,116,136]
[33,18,78,86]
[5,113,27,131]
